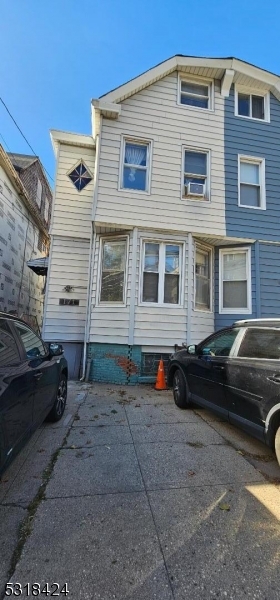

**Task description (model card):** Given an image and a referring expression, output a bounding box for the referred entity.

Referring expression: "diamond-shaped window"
[68,162,92,191]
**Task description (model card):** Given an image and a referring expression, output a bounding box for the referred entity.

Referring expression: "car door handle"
[33,372,43,380]
[213,365,225,371]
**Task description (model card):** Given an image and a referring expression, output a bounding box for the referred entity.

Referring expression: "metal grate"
[141,353,170,377]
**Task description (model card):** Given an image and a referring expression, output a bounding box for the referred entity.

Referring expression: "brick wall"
[87,343,142,385]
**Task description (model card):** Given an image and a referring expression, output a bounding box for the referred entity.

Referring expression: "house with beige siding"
[43,55,280,381]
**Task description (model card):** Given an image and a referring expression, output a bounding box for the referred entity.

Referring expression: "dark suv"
[167,319,280,466]
[0,312,68,475]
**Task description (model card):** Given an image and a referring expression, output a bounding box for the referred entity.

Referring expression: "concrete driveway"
[1,382,280,600]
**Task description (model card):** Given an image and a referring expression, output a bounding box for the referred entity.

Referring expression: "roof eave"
[50,130,95,157]
[0,146,49,237]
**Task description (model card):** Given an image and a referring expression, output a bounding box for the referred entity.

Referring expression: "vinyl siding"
[51,143,95,239]
[89,230,131,344]
[225,90,280,241]
[43,236,90,341]
[95,72,226,236]
[134,230,188,348]
[0,165,45,323]
[259,243,280,317]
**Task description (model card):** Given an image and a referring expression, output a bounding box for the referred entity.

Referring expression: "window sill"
[238,203,266,210]
[177,102,214,114]
[219,308,251,315]
[182,196,210,202]
[139,302,184,309]
[194,308,213,313]
[119,186,150,196]
[97,302,127,308]
[235,114,270,124]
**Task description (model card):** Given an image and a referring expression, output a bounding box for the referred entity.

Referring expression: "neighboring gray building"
[0,146,49,328]
[8,153,52,247]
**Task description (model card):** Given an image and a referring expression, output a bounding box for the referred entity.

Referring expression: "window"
[121,139,150,192]
[44,197,49,222]
[0,319,21,366]
[219,248,251,313]
[195,247,211,310]
[36,180,42,207]
[180,78,212,109]
[14,322,47,359]
[68,161,92,191]
[239,156,265,209]
[236,89,269,121]
[142,242,181,305]
[238,328,280,360]
[199,328,240,357]
[183,150,209,199]
[99,238,127,303]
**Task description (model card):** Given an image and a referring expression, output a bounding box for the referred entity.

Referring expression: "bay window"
[99,238,128,303]
[142,242,181,305]
[195,247,211,310]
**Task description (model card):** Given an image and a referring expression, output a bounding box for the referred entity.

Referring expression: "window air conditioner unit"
[186,182,205,197]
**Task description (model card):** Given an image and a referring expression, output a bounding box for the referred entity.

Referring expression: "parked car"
[167,319,280,466]
[0,312,68,475]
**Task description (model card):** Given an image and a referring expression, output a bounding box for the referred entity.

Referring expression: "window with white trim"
[239,156,265,209]
[142,242,181,305]
[180,78,212,109]
[195,247,211,310]
[99,238,127,303]
[219,248,251,313]
[121,139,150,192]
[183,149,209,199]
[236,89,269,121]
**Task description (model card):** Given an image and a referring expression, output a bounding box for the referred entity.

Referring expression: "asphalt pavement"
[1,382,280,600]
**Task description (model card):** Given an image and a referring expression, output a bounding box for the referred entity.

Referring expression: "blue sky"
[1,0,280,183]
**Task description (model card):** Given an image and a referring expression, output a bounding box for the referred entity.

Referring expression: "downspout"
[80,119,102,380]
[186,233,193,344]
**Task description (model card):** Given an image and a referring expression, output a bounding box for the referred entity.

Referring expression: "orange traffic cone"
[155,359,167,390]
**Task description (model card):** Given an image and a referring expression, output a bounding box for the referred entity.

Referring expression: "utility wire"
[0,97,54,183]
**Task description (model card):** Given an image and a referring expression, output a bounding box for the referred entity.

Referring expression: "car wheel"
[173,369,190,409]
[275,426,280,466]
[47,374,67,422]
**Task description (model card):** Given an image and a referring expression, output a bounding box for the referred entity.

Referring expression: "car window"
[0,319,21,366]
[14,321,47,359]
[238,328,280,359]
[199,328,240,357]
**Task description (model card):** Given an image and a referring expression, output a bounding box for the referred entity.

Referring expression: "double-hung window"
[142,242,181,305]
[121,139,150,192]
[236,89,269,121]
[195,247,211,311]
[180,78,212,109]
[183,150,209,199]
[239,156,265,209]
[219,248,251,313]
[99,238,128,303]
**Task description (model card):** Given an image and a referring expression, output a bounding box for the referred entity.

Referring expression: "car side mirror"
[187,344,197,355]
[49,343,64,357]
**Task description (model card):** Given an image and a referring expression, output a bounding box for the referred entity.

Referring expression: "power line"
[0,97,54,183]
